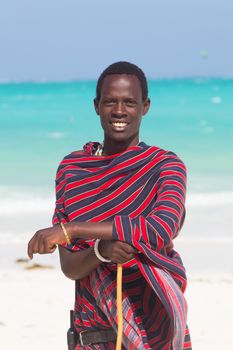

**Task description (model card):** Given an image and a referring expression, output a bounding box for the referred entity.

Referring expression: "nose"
[112,102,126,116]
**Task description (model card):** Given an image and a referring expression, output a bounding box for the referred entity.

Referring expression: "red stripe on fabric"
[65,175,123,206]
[154,205,180,219]
[160,168,186,180]
[139,216,148,243]
[160,160,186,171]
[159,190,185,202]
[66,151,159,211]
[157,196,184,211]
[158,179,186,194]
[114,216,125,241]
[167,271,186,292]
[164,280,184,325]
[56,178,66,192]
[149,250,186,273]
[137,259,172,314]
[151,215,173,239]
[152,268,175,319]
[69,187,141,221]
[67,172,143,214]
[184,341,192,348]
[155,226,164,251]
[56,164,84,180]
[129,182,158,218]
[65,147,156,191]
[90,188,141,222]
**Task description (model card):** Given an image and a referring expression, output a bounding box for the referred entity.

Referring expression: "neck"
[103,136,140,156]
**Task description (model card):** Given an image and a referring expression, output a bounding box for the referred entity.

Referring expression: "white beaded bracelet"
[94,239,111,263]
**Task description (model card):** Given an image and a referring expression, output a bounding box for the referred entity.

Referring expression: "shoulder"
[144,143,186,171]
[59,149,84,165]
[55,150,84,180]
[145,143,185,162]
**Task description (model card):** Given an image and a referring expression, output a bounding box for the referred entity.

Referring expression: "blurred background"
[0,1,233,349]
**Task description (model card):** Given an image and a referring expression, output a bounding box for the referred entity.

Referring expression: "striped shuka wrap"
[53,142,192,350]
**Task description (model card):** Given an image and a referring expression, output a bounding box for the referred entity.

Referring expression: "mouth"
[110,121,129,131]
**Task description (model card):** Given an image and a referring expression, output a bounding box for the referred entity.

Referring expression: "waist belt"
[77,329,116,346]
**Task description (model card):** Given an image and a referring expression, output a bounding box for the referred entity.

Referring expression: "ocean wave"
[1,196,54,214]
[186,191,233,207]
[1,231,233,246]
[211,96,222,104]
[0,186,54,214]
[47,131,66,139]
[1,187,233,214]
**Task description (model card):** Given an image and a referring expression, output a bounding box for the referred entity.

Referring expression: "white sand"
[1,238,233,350]
[1,198,233,349]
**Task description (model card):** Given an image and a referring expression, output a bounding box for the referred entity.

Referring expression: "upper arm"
[58,245,83,280]
[112,153,187,251]
[58,245,73,277]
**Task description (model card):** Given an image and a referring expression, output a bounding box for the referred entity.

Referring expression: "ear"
[142,98,150,116]
[94,98,99,115]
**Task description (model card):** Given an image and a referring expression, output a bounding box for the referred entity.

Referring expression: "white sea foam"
[186,191,233,207]
[1,186,233,215]
[47,131,66,139]
[0,186,54,214]
[0,187,232,246]
[211,96,222,104]
[1,196,54,214]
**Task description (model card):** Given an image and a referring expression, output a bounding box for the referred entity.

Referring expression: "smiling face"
[94,74,150,154]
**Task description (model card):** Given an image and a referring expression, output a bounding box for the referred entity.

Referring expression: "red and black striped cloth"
[53,142,192,350]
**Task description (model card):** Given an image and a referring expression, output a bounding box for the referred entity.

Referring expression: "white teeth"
[112,122,127,127]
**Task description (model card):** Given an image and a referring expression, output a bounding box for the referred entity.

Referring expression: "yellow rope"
[116,263,123,350]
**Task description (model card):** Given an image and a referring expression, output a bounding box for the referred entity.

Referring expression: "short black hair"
[96,61,148,101]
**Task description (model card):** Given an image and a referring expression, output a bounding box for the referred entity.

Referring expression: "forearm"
[27,221,114,260]
[59,245,101,280]
[66,221,114,241]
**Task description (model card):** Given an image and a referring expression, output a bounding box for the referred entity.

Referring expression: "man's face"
[94,74,150,146]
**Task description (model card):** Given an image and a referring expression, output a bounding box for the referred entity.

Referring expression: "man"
[28,61,192,349]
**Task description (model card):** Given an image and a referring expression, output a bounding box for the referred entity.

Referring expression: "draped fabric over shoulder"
[53,142,192,350]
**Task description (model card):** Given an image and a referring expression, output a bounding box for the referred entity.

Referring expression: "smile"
[111,122,128,127]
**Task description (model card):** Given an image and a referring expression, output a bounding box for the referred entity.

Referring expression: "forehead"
[100,74,142,98]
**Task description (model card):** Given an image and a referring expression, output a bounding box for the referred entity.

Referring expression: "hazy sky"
[0,0,232,80]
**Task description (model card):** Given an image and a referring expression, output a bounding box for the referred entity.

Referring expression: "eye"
[125,99,137,107]
[103,99,115,106]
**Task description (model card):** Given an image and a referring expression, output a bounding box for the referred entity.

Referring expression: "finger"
[118,250,134,261]
[112,245,129,260]
[117,242,138,254]
[33,235,40,255]
[44,236,57,254]
[27,239,33,260]
[28,234,38,259]
[35,231,45,254]
[115,254,135,264]
[112,250,135,263]
[49,245,57,254]
[37,231,56,255]
[38,234,46,254]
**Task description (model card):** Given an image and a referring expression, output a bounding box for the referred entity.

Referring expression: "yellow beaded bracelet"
[60,222,71,245]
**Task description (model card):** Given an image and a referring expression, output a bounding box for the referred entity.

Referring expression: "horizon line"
[0,75,233,84]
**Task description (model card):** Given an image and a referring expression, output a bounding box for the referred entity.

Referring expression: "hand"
[27,225,66,260]
[98,240,138,264]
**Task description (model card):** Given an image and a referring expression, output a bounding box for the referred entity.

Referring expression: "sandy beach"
[1,202,233,350]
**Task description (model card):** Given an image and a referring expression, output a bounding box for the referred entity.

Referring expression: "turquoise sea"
[0,78,233,242]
